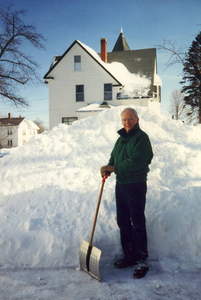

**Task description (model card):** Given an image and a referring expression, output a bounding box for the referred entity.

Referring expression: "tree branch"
[0,5,46,106]
[155,39,187,68]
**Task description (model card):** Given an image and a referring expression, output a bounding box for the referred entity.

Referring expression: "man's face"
[121,110,139,133]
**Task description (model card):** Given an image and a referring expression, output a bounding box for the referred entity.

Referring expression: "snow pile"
[0,106,201,272]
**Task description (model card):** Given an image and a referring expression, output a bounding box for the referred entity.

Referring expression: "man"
[101,108,153,279]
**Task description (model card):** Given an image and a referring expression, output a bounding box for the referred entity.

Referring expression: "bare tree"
[156,39,187,68]
[0,126,5,153]
[33,118,47,134]
[0,5,46,107]
[169,89,193,124]
[156,35,201,124]
[0,112,6,152]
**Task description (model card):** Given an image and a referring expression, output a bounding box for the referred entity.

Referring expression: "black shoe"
[114,258,136,269]
[133,261,149,278]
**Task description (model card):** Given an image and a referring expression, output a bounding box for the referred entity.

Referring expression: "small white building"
[0,113,39,148]
[44,30,162,129]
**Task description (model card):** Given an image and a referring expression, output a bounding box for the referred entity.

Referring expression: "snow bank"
[0,106,201,272]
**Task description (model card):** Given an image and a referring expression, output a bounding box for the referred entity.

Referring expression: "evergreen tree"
[180,31,201,124]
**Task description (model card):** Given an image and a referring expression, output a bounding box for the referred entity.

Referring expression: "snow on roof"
[27,120,40,130]
[79,41,151,97]
[154,73,162,86]
[76,101,114,112]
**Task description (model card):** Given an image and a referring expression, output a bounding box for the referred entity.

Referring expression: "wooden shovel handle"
[89,176,108,246]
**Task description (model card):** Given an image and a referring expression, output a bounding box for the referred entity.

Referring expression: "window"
[23,130,26,135]
[104,84,112,100]
[74,55,81,71]
[153,85,158,98]
[7,140,12,147]
[7,129,12,135]
[76,85,84,102]
[62,117,78,125]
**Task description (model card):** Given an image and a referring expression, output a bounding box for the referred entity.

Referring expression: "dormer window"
[74,55,81,71]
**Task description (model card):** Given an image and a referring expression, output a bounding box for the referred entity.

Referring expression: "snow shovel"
[79,175,108,281]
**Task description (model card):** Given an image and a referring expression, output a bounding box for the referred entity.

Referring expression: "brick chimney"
[8,113,11,119]
[101,38,107,63]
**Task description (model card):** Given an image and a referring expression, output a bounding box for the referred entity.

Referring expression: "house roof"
[45,35,156,82]
[0,117,25,126]
[112,29,130,52]
[0,117,39,130]
[107,48,157,96]
[107,48,156,80]
[44,40,123,87]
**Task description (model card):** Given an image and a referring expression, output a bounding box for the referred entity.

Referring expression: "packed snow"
[0,106,201,299]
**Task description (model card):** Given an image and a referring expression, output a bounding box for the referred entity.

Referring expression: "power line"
[0,108,48,114]
[22,110,48,114]
[28,98,49,102]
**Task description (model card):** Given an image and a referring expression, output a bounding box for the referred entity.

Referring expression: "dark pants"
[115,181,148,262]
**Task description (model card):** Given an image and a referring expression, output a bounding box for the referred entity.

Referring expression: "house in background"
[44,30,162,129]
[0,113,39,149]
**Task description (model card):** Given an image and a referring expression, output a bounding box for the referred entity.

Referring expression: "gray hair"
[121,108,138,118]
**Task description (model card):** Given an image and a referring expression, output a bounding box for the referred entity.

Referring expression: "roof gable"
[44,40,122,86]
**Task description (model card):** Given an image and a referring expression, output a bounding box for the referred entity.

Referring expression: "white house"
[0,113,39,148]
[44,30,162,129]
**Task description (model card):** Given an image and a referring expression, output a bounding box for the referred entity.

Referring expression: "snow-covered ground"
[0,106,201,299]
[0,267,200,300]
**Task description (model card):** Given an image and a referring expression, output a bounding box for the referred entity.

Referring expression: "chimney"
[19,115,22,118]
[101,38,107,63]
[8,113,11,119]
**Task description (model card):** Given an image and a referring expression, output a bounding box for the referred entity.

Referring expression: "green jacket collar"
[118,123,140,138]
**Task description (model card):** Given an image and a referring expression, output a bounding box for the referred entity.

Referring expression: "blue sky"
[1,0,201,126]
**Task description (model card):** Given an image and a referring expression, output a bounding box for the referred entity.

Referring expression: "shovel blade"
[79,240,101,281]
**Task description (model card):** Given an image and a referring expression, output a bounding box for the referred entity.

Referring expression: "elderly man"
[101,108,153,279]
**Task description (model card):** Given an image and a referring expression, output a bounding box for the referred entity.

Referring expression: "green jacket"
[108,123,153,184]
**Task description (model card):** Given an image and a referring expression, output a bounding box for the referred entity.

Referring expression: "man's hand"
[100,165,114,178]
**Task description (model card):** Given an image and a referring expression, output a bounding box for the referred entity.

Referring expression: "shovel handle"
[89,175,108,246]
[102,176,107,183]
